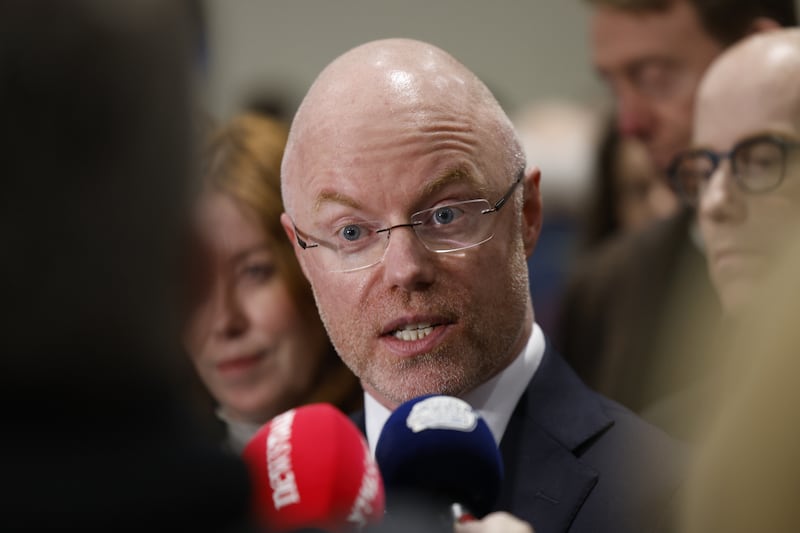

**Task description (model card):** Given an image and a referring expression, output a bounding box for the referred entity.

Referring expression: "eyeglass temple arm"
[483,168,525,214]
[293,224,319,250]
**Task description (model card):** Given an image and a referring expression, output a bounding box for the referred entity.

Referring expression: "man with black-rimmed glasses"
[668,28,800,317]
[557,0,796,438]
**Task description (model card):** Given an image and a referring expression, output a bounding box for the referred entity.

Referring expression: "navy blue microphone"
[374,395,503,529]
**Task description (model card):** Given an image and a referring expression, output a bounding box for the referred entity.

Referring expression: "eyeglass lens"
[672,137,789,202]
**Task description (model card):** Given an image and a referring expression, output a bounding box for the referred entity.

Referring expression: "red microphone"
[242,403,385,532]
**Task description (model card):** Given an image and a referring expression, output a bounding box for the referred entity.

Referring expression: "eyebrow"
[596,55,673,79]
[418,166,486,199]
[627,56,673,72]
[313,190,361,212]
[311,166,487,213]
[227,243,273,267]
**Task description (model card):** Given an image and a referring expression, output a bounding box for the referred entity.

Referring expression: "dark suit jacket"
[354,342,685,533]
[496,341,683,533]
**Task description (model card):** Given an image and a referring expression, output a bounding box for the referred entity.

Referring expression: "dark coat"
[556,207,720,426]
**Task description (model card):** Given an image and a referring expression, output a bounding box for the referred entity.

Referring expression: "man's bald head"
[277,39,540,408]
[695,28,800,141]
[281,38,524,215]
[692,27,800,316]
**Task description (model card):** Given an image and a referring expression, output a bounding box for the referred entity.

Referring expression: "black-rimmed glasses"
[667,134,800,205]
[293,169,524,273]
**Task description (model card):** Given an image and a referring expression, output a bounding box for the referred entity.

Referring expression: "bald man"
[669,30,800,533]
[279,38,682,533]
[669,28,800,317]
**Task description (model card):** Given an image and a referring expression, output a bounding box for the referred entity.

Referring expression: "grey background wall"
[202,1,608,122]
[203,1,800,122]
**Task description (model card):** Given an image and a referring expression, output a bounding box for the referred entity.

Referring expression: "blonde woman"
[184,113,361,452]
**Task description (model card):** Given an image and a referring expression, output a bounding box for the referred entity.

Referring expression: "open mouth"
[391,322,435,341]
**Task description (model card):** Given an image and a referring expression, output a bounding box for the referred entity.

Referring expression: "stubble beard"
[312,241,531,407]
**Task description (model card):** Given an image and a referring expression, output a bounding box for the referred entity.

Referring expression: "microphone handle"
[450,502,477,524]
[371,491,476,533]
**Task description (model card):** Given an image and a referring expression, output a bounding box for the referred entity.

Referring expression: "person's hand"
[453,512,534,533]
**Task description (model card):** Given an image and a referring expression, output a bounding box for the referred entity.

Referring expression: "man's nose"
[212,281,248,339]
[379,225,436,292]
[616,90,654,139]
[699,160,746,225]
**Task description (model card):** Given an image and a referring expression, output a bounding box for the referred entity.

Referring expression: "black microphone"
[373,395,503,532]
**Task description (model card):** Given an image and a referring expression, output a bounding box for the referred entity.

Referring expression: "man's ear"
[747,17,782,35]
[521,166,543,258]
[280,212,313,280]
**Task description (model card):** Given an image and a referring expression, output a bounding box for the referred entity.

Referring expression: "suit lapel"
[495,342,613,533]
[353,342,613,532]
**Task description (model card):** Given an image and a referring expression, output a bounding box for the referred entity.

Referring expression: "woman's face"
[183,192,329,424]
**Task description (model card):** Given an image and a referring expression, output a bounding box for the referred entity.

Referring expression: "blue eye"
[432,205,462,225]
[340,224,363,241]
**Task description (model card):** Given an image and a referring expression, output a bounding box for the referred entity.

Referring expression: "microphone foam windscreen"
[375,395,503,517]
[242,403,385,532]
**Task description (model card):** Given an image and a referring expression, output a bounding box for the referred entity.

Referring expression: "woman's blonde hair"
[200,113,317,320]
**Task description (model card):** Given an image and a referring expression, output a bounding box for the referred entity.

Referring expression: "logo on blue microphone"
[406,396,478,433]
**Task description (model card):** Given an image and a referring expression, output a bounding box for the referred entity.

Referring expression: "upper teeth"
[393,323,433,341]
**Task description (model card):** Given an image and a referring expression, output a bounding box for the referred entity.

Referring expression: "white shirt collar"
[365,323,545,456]
[216,408,263,454]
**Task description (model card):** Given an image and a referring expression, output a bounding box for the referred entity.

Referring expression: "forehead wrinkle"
[390,114,482,150]
[346,117,481,157]
[418,120,480,145]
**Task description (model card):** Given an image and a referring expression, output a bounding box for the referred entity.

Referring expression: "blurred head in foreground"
[1,1,251,529]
